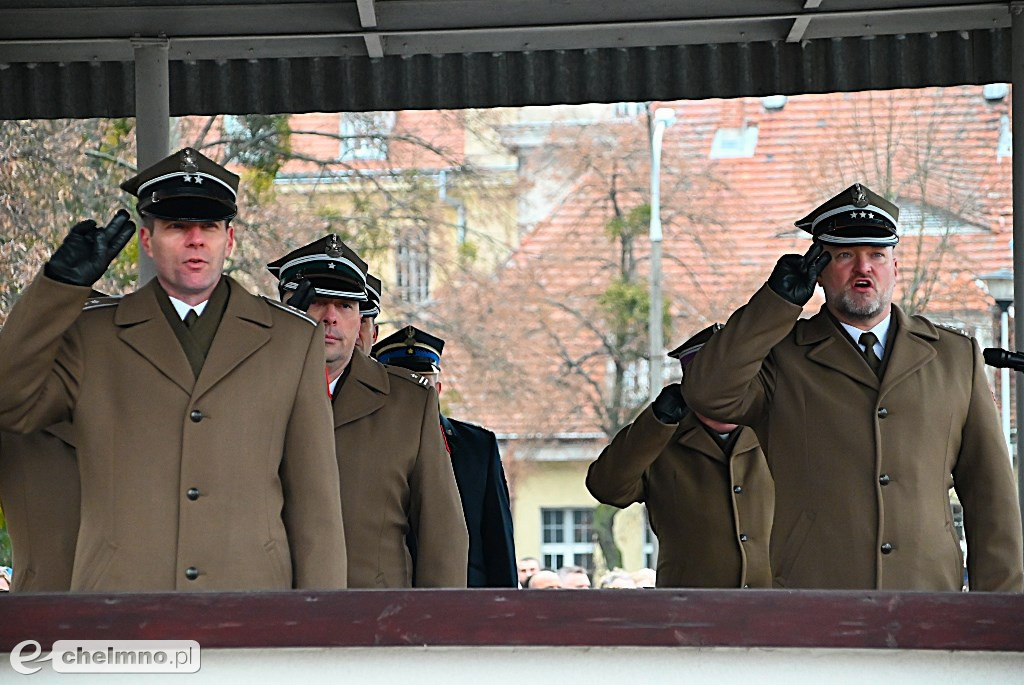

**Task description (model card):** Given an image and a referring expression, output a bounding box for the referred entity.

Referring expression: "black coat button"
[733,485,743,494]
[877,407,888,418]
[739,533,749,542]
[190,410,203,422]
[881,543,893,554]
[185,567,199,580]
[879,474,891,486]
[187,487,200,501]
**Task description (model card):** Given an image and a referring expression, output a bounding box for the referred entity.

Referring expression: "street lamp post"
[980,269,1015,458]
[649,107,676,402]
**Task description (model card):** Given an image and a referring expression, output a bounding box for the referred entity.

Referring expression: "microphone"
[983,348,1024,371]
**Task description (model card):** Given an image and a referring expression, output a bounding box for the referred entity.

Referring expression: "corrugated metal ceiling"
[0,1,1014,119]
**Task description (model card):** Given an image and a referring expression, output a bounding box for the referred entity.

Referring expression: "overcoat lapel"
[676,418,729,464]
[879,306,938,401]
[731,425,760,459]
[797,310,879,389]
[193,278,272,401]
[333,350,389,428]
[114,280,195,395]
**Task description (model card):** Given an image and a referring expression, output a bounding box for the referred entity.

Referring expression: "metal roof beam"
[356,0,385,57]
[0,2,1011,63]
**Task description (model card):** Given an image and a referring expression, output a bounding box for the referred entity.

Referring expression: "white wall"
[5,645,1022,684]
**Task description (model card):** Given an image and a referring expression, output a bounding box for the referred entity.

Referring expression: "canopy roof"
[0,1,1013,118]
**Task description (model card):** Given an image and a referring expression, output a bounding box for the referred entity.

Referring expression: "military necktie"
[859,331,882,377]
[183,309,199,329]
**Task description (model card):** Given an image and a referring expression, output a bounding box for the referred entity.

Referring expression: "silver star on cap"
[327,263,336,269]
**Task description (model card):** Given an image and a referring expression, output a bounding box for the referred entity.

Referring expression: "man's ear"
[139,225,153,258]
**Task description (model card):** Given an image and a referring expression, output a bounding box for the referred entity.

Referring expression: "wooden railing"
[2,589,1022,652]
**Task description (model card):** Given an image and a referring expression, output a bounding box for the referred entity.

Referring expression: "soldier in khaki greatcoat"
[374,326,518,588]
[587,324,774,588]
[683,183,1023,591]
[0,424,79,591]
[0,148,347,591]
[269,237,468,588]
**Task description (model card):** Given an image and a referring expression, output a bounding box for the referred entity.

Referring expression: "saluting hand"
[44,210,136,287]
[287,279,316,313]
[766,242,832,306]
[651,382,688,425]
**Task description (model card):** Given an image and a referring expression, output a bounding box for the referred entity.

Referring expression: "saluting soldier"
[0,423,79,591]
[0,148,346,591]
[269,237,468,588]
[683,183,1024,591]
[587,324,774,588]
[375,326,517,588]
[355,272,381,354]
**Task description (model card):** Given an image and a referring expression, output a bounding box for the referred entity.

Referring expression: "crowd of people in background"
[515,557,656,590]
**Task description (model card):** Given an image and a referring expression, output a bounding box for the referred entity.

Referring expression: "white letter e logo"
[10,640,52,675]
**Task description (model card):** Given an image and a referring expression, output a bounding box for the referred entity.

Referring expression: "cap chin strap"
[816,234,899,246]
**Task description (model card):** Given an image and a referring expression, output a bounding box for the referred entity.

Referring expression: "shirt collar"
[840,312,892,355]
[168,295,209,320]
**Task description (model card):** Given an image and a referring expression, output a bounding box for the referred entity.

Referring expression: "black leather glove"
[44,210,136,287]
[287,279,315,313]
[767,242,832,306]
[651,382,688,425]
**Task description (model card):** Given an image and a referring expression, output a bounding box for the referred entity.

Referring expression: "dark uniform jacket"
[683,285,1024,591]
[441,415,517,587]
[587,406,773,588]
[0,272,347,591]
[0,423,79,591]
[335,351,468,587]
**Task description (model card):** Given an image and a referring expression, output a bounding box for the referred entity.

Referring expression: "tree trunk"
[592,503,623,570]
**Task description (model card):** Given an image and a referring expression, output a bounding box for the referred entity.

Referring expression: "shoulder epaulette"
[936,323,971,339]
[262,296,316,325]
[82,295,122,311]
[384,363,432,388]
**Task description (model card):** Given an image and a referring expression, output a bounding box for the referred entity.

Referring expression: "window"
[395,228,431,305]
[709,125,759,159]
[339,111,396,161]
[613,102,644,119]
[541,507,595,574]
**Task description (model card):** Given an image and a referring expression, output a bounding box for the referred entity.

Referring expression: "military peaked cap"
[120,147,239,222]
[795,183,900,247]
[267,234,368,301]
[361,273,382,318]
[372,325,444,373]
[667,322,724,370]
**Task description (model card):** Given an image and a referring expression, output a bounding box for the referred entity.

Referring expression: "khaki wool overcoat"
[587,406,773,588]
[0,272,348,592]
[0,423,79,591]
[683,285,1024,591]
[333,350,468,588]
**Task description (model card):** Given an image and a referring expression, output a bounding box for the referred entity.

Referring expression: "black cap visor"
[138,185,237,222]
